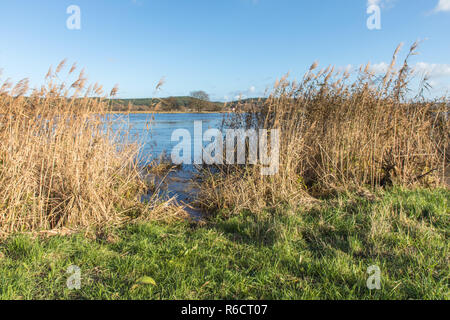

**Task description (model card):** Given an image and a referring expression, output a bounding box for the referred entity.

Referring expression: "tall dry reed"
[198,43,449,215]
[0,61,172,236]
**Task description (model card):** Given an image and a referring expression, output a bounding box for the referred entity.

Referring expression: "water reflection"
[109,113,229,215]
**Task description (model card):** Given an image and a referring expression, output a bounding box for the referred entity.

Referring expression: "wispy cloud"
[367,0,396,9]
[413,62,450,78]
[131,0,143,6]
[226,85,262,101]
[369,62,389,74]
[433,0,450,13]
[367,61,450,78]
[366,61,450,94]
[367,0,381,6]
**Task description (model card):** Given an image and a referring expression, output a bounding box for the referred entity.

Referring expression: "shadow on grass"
[207,210,282,247]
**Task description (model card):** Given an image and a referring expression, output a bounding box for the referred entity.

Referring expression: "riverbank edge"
[100,111,233,114]
[0,186,448,299]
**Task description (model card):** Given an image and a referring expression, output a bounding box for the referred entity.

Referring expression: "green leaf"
[137,276,157,286]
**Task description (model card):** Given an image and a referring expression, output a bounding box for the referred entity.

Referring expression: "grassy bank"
[1,187,448,300]
[0,46,448,300]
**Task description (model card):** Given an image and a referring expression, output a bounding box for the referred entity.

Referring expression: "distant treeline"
[109,97,266,112]
[110,97,223,112]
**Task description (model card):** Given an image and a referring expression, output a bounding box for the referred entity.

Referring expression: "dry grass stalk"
[0,61,178,236]
[198,44,449,215]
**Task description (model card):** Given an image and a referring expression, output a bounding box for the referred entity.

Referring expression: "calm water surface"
[109,113,231,215]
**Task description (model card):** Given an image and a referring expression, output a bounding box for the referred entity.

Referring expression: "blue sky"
[0,0,449,100]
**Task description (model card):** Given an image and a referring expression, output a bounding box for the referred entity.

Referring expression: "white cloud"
[364,61,450,80]
[367,0,396,9]
[336,64,353,74]
[413,62,450,78]
[227,85,260,101]
[428,80,440,87]
[369,62,389,74]
[367,0,381,6]
[433,0,450,12]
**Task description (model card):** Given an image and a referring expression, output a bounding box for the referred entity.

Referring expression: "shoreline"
[101,110,233,115]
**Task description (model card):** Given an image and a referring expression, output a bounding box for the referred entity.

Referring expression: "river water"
[109,112,230,215]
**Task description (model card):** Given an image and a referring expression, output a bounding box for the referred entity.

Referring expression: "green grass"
[0,187,448,300]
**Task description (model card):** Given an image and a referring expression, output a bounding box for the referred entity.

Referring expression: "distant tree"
[190,91,210,112]
[190,90,210,101]
[164,97,186,112]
